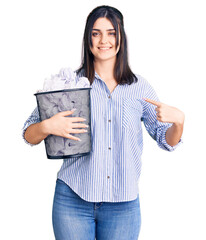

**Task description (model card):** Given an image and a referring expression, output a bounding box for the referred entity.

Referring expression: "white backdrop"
[1,0,205,239]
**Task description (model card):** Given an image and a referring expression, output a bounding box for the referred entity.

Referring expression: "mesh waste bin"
[34,88,91,159]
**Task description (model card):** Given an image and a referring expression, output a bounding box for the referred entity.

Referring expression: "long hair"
[76,5,138,85]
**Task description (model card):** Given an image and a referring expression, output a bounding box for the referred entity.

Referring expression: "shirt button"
[108,147,111,150]
[108,119,111,122]
[107,176,110,179]
[108,95,111,98]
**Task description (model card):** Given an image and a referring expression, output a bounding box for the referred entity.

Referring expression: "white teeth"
[99,47,111,50]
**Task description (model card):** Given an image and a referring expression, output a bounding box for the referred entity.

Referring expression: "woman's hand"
[45,109,89,141]
[144,98,185,146]
[144,98,185,125]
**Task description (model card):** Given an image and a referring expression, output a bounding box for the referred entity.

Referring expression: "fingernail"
[78,139,82,141]
[83,130,88,132]
[86,125,89,128]
[71,108,76,111]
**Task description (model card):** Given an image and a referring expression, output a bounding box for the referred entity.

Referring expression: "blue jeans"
[52,179,141,240]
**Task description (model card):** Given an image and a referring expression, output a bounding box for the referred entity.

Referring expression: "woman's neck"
[94,58,116,82]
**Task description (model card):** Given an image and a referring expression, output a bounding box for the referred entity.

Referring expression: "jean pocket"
[57,178,66,185]
[122,98,142,132]
[55,179,78,199]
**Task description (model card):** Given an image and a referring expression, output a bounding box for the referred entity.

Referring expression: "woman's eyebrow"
[92,29,115,31]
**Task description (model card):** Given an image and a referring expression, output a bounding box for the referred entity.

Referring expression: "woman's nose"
[100,34,108,44]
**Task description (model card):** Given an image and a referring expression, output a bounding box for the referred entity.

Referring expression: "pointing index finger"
[144,98,161,107]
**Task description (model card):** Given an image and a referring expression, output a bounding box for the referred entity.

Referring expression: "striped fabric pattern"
[22,70,182,202]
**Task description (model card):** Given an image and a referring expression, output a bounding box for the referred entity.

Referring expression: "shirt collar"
[94,71,103,81]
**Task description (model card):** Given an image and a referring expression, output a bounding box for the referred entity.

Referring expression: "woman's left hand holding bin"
[45,108,89,142]
[24,109,89,144]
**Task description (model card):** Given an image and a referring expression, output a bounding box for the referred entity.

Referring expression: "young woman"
[23,5,184,240]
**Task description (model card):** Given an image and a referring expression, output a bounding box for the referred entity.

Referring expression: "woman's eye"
[92,32,116,37]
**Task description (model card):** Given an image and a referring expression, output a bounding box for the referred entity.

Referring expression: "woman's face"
[90,17,120,62]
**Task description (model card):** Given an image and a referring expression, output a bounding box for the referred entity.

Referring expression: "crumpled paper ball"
[37,67,90,92]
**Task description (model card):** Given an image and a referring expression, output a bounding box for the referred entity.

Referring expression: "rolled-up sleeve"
[142,82,182,152]
[22,107,41,146]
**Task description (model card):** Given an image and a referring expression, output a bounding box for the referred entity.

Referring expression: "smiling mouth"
[98,47,112,51]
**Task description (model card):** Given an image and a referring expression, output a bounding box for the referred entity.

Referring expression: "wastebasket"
[34,88,91,159]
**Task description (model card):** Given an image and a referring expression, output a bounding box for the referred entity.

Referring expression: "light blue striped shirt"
[22,70,182,202]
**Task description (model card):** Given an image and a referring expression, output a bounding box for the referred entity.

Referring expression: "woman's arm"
[144,98,185,147]
[165,122,184,147]
[24,109,88,144]
[24,119,51,145]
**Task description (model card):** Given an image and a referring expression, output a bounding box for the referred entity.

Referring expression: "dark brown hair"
[76,5,138,85]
